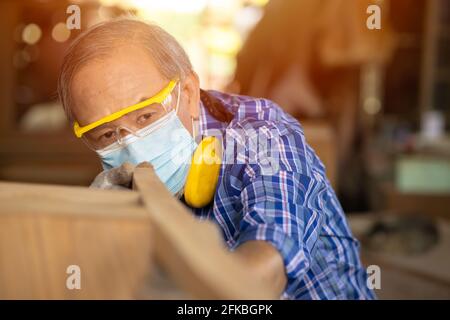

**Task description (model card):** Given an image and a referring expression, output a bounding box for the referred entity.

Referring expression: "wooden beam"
[133,167,276,299]
[0,181,148,219]
[0,182,154,299]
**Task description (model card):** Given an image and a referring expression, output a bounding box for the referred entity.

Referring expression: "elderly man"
[57,18,375,300]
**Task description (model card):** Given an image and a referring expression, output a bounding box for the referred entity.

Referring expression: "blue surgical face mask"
[96,110,197,196]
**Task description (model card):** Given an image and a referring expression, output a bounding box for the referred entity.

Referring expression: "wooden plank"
[0,215,155,299]
[133,167,276,300]
[0,174,276,299]
[0,182,158,299]
[0,181,147,219]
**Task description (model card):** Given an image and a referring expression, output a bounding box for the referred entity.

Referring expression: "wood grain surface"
[0,168,275,299]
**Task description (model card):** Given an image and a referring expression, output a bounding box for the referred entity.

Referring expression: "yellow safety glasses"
[73,79,178,138]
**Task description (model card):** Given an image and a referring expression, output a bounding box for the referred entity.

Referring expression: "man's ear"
[181,71,200,119]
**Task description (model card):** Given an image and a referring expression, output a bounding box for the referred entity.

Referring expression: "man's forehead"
[76,46,164,88]
[70,47,167,125]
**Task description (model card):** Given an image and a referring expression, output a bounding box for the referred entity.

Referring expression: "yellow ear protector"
[184,136,222,208]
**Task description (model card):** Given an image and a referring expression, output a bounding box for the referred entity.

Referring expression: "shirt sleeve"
[220,112,330,297]
[227,110,331,296]
[234,169,326,297]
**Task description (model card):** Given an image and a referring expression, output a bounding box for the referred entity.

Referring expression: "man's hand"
[234,240,287,298]
[90,162,135,190]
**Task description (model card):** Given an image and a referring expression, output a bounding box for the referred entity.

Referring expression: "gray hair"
[57,17,193,122]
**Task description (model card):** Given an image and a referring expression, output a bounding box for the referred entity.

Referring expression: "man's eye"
[100,131,115,140]
[137,113,153,124]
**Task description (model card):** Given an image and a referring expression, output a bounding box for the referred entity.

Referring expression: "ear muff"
[184,136,222,208]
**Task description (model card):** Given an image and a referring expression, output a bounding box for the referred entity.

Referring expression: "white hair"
[58,17,193,122]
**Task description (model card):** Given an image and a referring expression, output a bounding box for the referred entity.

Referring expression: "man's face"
[70,45,198,146]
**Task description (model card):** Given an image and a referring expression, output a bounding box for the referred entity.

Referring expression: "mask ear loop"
[192,117,200,144]
[174,80,200,143]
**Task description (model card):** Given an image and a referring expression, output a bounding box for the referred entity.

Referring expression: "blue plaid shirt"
[192,90,375,300]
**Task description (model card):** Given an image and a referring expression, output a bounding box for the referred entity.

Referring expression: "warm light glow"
[208,0,239,12]
[250,0,270,6]
[92,0,269,89]
[52,23,71,43]
[98,0,209,14]
[22,24,42,45]
[205,27,242,55]
[364,97,382,115]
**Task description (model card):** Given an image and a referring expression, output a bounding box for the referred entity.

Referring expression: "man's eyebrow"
[132,83,166,106]
[137,96,150,103]
[117,94,155,113]
[132,95,153,106]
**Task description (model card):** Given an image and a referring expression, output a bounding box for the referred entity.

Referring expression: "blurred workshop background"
[0,0,449,299]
